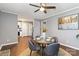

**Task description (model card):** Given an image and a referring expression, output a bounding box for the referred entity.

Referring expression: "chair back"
[28,39,40,51]
[44,43,60,56]
[28,40,36,50]
[51,37,58,43]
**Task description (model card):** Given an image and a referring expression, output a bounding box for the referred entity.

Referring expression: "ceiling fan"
[29,3,56,14]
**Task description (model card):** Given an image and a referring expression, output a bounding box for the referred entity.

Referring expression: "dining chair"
[53,37,58,43]
[46,37,58,45]
[28,39,41,56]
[44,43,60,56]
[50,37,58,43]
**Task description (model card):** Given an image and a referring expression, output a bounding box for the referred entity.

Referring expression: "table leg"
[41,44,43,56]
[40,44,46,56]
[41,44,45,56]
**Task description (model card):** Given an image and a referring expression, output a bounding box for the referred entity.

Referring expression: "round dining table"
[35,39,52,56]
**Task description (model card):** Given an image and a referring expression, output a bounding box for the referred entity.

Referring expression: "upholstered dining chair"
[46,37,58,45]
[44,43,60,56]
[28,39,41,56]
[52,37,58,43]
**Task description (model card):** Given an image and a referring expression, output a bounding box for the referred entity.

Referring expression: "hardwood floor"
[19,48,40,56]
[10,36,32,56]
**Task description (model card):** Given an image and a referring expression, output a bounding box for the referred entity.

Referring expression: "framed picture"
[58,14,79,30]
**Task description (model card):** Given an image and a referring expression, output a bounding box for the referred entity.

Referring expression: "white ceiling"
[0,3,79,21]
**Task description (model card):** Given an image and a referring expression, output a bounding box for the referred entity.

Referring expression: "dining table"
[35,39,52,56]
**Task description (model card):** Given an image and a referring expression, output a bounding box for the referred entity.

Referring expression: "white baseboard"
[59,42,79,50]
[0,42,18,50]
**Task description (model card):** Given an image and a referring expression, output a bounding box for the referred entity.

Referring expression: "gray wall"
[0,11,18,46]
[43,8,79,48]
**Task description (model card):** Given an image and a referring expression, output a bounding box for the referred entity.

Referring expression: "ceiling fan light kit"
[29,3,56,14]
[40,7,45,11]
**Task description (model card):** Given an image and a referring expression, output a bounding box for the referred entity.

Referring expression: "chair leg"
[30,50,32,56]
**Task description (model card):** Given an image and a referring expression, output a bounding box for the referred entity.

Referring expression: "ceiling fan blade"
[29,4,40,8]
[34,9,40,12]
[44,10,47,14]
[44,6,56,9]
